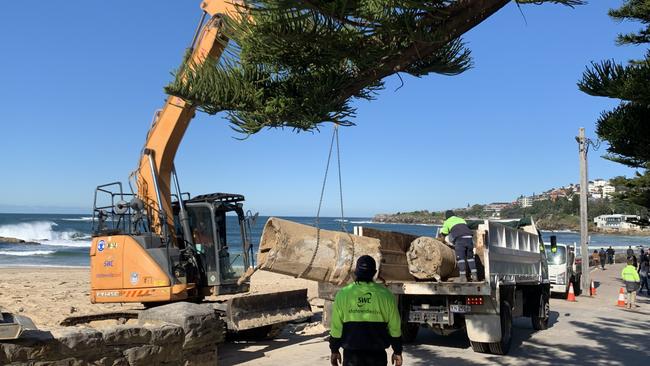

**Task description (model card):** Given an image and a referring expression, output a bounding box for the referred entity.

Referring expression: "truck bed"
[374,219,548,295]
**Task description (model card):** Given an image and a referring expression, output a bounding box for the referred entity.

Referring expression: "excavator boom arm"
[134,1,242,241]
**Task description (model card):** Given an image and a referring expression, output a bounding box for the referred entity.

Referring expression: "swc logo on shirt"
[357,292,372,307]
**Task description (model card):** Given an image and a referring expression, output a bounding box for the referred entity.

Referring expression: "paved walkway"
[220,263,650,366]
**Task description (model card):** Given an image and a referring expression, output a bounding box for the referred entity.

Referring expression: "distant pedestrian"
[592,250,600,268]
[640,249,649,266]
[638,258,649,296]
[622,258,640,309]
[599,248,607,270]
[606,246,615,264]
[626,246,634,257]
[639,247,646,264]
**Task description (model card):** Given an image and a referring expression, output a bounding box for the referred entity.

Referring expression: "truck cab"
[545,240,581,296]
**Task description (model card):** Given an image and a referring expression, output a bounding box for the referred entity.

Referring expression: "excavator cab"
[90,184,255,300]
[176,193,253,295]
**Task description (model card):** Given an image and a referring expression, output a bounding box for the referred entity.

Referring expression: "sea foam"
[0,250,56,256]
[61,216,93,222]
[0,221,91,247]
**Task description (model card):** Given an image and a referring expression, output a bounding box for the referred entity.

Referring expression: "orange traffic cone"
[590,280,596,297]
[567,282,577,302]
[617,287,626,307]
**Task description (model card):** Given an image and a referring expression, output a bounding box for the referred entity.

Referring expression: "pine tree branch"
[578,56,650,104]
[166,0,584,135]
[596,102,650,168]
[331,0,508,103]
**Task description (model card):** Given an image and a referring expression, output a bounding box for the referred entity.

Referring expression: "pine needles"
[166,0,584,136]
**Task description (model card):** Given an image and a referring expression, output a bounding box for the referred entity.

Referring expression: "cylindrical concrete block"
[407,237,457,281]
[257,218,382,285]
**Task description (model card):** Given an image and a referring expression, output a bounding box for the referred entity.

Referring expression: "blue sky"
[0,1,645,216]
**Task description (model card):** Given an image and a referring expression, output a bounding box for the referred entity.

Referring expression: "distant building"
[602,185,616,198]
[587,179,616,199]
[533,194,547,202]
[486,202,510,213]
[593,214,641,230]
[517,196,533,208]
[549,189,568,201]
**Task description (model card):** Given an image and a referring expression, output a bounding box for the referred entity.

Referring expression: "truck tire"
[489,302,512,355]
[531,292,550,330]
[398,296,418,343]
[401,322,419,343]
[470,341,490,353]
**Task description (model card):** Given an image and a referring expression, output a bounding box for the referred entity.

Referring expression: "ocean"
[1,213,649,268]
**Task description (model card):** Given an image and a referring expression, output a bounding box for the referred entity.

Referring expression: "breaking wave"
[0,250,56,256]
[349,220,375,224]
[61,216,93,222]
[0,264,90,268]
[333,219,376,224]
[0,221,91,247]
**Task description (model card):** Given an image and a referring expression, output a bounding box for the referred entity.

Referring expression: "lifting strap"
[299,125,355,281]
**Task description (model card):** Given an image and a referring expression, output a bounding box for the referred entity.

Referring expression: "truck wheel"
[470,341,490,353]
[531,292,550,330]
[489,302,512,355]
[401,322,419,343]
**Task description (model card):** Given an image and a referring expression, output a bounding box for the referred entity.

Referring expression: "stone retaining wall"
[1,302,225,366]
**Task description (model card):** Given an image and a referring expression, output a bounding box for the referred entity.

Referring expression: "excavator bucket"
[0,311,37,340]
[223,289,312,332]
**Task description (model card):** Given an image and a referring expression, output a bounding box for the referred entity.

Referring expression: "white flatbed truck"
[320,219,551,355]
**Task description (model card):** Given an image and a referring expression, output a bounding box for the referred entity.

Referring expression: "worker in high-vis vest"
[439,210,478,282]
[621,257,641,309]
[329,255,403,366]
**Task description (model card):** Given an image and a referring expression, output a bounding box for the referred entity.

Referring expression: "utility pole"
[577,128,590,292]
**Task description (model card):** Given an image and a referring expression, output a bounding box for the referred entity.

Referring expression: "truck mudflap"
[224,288,312,332]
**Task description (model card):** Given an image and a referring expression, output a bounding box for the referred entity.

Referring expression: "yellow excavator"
[88,0,311,333]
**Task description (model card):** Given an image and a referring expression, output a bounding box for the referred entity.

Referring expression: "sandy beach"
[0,267,318,331]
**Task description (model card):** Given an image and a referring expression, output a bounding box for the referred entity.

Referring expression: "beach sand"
[0,267,317,331]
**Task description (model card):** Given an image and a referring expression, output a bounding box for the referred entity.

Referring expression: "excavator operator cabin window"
[217,211,240,282]
[187,206,218,282]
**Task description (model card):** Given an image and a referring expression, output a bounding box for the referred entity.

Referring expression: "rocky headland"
[373,213,650,235]
[0,236,39,244]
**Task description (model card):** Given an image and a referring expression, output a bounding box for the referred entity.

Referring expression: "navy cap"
[355,255,376,281]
